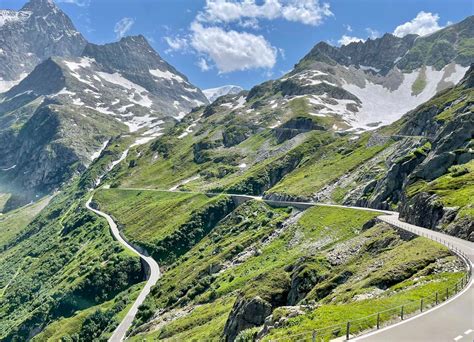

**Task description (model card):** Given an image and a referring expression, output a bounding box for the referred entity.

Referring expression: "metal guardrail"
[264,217,473,342]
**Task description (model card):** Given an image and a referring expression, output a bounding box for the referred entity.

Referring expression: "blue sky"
[3,0,473,90]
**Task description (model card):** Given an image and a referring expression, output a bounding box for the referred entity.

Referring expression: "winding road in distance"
[89,188,473,341]
[86,198,161,342]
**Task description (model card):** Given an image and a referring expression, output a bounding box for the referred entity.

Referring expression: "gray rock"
[224,296,272,342]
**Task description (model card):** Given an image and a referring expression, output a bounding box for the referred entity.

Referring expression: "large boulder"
[224,296,272,342]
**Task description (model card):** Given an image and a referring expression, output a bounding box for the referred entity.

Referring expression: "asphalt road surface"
[86,198,161,342]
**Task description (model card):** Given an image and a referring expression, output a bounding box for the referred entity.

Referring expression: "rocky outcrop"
[399,192,474,241]
[273,117,325,144]
[224,296,272,342]
[222,125,252,147]
[193,138,222,163]
[287,258,327,305]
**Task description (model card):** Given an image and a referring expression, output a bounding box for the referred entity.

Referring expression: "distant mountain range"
[203,85,244,103]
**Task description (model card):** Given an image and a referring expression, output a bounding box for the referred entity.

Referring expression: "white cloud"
[240,18,260,29]
[366,27,380,39]
[164,36,189,52]
[278,47,286,60]
[56,0,90,6]
[393,11,443,37]
[198,0,333,27]
[190,22,277,73]
[114,17,135,39]
[344,24,352,32]
[336,27,381,46]
[338,35,364,46]
[198,58,211,71]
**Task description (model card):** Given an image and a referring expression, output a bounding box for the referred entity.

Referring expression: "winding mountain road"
[92,187,473,341]
[86,198,161,342]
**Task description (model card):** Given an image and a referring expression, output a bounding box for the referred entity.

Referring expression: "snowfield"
[0,10,30,28]
[149,69,185,83]
[342,64,468,129]
[0,73,28,93]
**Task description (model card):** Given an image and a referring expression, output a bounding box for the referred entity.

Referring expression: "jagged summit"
[21,0,57,12]
[0,0,86,90]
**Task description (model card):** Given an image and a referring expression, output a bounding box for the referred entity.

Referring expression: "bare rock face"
[0,0,86,85]
[224,296,272,342]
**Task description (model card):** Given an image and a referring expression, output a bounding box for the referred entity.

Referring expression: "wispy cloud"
[197,58,211,71]
[366,27,380,39]
[164,36,189,53]
[56,0,91,7]
[114,17,135,39]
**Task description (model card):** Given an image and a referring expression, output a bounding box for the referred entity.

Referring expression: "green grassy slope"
[123,203,462,341]
[0,195,51,248]
[0,139,145,341]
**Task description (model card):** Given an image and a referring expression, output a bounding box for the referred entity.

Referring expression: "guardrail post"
[455,283,458,292]
[346,322,350,340]
[435,292,438,305]
[420,298,423,312]
[401,306,404,320]
[312,331,316,342]
[446,288,449,299]
[377,313,380,329]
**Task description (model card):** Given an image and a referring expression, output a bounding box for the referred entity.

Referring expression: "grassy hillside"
[94,189,235,264]
[0,139,146,341]
[122,203,462,341]
[0,195,51,248]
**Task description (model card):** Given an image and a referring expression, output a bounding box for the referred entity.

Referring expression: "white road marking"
[454,335,463,341]
[464,329,473,335]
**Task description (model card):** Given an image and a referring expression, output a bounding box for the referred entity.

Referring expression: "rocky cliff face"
[331,66,473,239]
[83,36,208,117]
[0,0,86,91]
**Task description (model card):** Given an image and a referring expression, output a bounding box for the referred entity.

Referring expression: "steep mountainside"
[270,65,473,240]
[101,33,472,242]
[0,1,207,208]
[0,0,86,91]
[0,138,146,341]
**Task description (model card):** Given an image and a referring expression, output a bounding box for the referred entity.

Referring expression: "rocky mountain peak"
[83,35,168,74]
[21,0,57,12]
[0,0,86,89]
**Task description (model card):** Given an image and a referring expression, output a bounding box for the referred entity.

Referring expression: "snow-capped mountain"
[0,0,86,92]
[279,17,473,130]
[194,16,472,135]
[0,0,208,201]
[203,85,244,103]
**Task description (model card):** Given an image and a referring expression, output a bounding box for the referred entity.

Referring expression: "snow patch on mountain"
[343,64,468,129]
[90,140,109,162]
[0,10,30,27]
[0,73,28,93]
[149,68,185,83]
